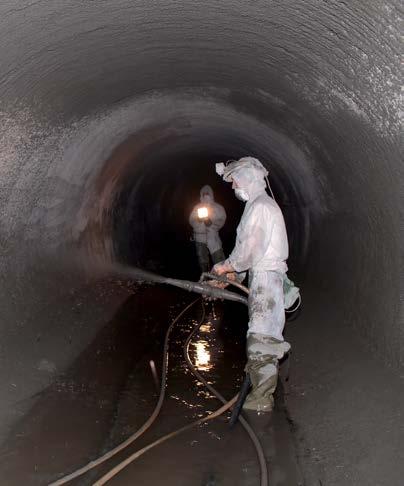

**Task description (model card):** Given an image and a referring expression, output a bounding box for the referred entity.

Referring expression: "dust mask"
[234,188,249,202]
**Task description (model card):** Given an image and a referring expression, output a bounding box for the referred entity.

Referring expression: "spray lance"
[111,263,248,306]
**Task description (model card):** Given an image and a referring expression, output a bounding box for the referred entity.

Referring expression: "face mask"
[202,194,212,203]
[234,188,249,201]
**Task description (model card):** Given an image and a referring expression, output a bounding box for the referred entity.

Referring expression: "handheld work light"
[197,206,209,219]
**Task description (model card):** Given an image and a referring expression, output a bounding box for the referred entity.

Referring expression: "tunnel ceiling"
[0,0,402,383]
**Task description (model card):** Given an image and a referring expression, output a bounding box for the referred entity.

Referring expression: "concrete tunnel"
[0,1,402,485]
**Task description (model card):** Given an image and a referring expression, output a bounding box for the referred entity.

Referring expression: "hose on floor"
[94,299,267,485]
[49,298,201,486]
[93,394,239,485]
[50,287,267,486]
[183,301,268,486]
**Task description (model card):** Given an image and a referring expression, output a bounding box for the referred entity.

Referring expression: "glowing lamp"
[197,207,209,219]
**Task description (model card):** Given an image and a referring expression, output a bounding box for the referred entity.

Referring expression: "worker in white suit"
[189,185,226,274]
[213,157,298,412]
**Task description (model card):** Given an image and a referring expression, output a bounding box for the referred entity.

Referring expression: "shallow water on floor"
[0,286,301,485]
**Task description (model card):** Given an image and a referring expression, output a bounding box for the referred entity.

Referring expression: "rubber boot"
[243,332,290,412]
[195,242,210,273]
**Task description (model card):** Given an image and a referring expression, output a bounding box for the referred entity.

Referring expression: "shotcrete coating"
[0,0,402,459]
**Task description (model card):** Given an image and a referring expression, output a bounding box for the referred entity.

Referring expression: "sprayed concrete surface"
[284,288,404,485]
[0,1,402,484]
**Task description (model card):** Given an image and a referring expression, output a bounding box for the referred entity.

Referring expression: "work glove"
[212,261,234,276]
[208,261,236,289]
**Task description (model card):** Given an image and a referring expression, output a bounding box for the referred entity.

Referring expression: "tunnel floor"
[0,286,302,485]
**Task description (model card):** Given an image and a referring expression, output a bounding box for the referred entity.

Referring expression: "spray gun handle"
[200,272,249,295]
[164,278,248,306]
[197,283,248,306]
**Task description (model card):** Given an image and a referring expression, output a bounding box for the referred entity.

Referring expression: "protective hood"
[216,157,268,200]
[200,184,215,203]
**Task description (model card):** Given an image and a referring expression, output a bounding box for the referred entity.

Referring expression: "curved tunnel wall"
[0,0,402,438]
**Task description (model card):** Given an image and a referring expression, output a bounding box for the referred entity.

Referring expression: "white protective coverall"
[215,157,293,412]
[189,185,226,272]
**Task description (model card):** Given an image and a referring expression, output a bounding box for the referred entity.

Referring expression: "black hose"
[49,284,266,485]
[49,298,201,486]
[183,301,269,486]
[229,373,252,427]
[94,299,268,485]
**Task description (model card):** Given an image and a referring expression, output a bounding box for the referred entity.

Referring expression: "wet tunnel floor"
[0,286,302,485]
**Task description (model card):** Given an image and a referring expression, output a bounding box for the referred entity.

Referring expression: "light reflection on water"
[170,394,203,410]
[192,321,213,372]
[193,340,212,371]
[199,322,212,333]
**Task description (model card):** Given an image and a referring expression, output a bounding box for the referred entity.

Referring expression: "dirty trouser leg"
[195,242,210,273]
[243,333,290,412]
[243,270,290,412]
[210,247,225,265]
